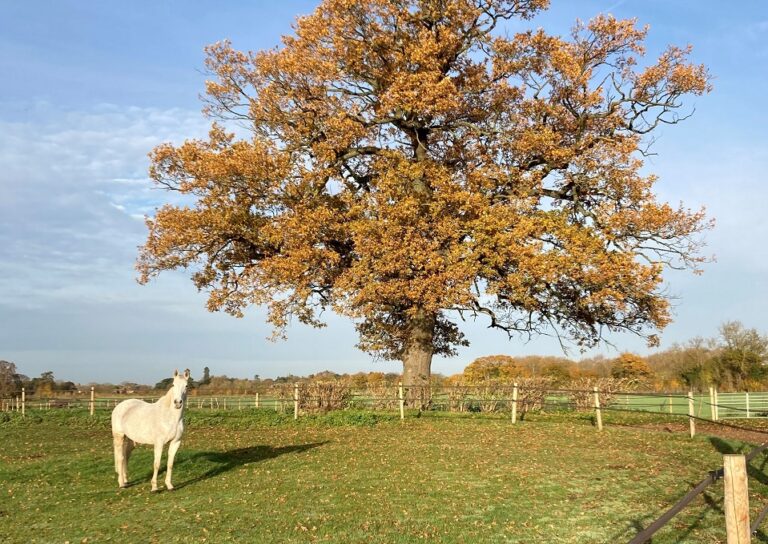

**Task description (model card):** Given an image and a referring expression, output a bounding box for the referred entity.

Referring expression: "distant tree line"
[0,363,78,397]
[3,321,766,396]
[453,321,768,392]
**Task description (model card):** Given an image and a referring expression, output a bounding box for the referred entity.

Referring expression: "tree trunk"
[402,310,436,408]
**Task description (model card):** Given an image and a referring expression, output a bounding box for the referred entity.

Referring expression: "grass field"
[2,409,768,543]
[611,392,768,420]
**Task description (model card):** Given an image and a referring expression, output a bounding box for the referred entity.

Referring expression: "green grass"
[607,392,768,420]
[608,393,711,417]
[2,409,768,543]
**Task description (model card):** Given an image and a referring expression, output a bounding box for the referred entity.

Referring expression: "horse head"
[171,369,190,410]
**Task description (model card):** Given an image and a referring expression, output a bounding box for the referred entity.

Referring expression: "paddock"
[3,409,768,543]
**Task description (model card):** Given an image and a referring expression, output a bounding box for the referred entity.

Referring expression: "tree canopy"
[138,0,711,385]
[0,360,22,397]
[610,352,651,379]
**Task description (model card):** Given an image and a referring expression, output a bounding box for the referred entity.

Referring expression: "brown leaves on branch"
[138,0,712,367]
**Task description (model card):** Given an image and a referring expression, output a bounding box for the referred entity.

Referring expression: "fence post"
[714,387,720,421]
[89,387,94,416]
[21,388,25,417]
[511,383,518,424]
[398,382,405,420]
[710,386,716,420]
[668,395,673,414]
[688,391,696,438]
[293,383,299,420]
[723,454,751,544]
[255,393,260,409]
[593,387,603,431]
[746,392,750,419]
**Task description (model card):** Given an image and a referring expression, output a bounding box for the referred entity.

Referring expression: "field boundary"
[4,383,768,421]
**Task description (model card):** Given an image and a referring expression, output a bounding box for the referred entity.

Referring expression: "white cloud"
[0,103,210,309]
[0,104,376,381]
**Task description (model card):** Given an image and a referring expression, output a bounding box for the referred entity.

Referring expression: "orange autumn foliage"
[610,352,652,379]
[138,1,712,385]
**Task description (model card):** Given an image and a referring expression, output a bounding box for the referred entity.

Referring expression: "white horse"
[111,369,190,491]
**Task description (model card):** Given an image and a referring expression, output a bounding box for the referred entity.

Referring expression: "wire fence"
[5,383,768,422]
[0,382,621,417]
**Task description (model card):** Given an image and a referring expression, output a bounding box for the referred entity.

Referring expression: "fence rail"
[5,385,768,426]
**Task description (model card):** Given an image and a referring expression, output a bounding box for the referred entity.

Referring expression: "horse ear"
[184,369,190,379]
[174,369,178,377]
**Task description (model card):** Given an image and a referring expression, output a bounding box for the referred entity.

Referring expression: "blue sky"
[1,1,767,384]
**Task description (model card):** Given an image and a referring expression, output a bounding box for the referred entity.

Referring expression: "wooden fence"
[3,383,764,425]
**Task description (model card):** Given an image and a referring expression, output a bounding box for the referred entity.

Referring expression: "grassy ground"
[2,409,768,543]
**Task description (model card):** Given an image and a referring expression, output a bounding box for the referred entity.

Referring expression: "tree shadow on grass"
[618,493,724,544]
[171,442,328,490]
[619,437,766,543]
[708,436,768,487]
[708,437,768,541]
[658,437,768,543]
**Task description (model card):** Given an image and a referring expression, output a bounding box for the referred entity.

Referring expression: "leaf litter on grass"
[1,410,766,542]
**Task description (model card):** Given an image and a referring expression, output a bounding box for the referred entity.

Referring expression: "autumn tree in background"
[646,337,714,390]
[710,321,768,390]
[540,361,572,384]
[610,352,651,380]
[462,355,521,383]
[31,371,55,398]
[514,355,573,377]
[138,0,711,388]
[0,360,22,396]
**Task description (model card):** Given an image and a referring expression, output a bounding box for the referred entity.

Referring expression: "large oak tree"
[138,0,711,387]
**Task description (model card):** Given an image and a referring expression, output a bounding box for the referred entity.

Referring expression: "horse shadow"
[169,442,328,490]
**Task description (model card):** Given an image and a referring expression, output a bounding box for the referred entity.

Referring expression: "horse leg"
[151,441,163,492]
[122,437,134,486]
[165,439,181,490]
[113,433,125,488]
